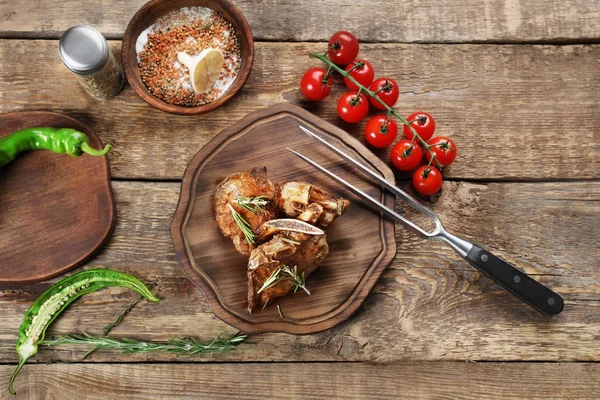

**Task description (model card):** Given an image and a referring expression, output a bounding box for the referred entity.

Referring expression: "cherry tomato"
[412,166,443,195]
[337,92,369,123]
[364,116,397,148]
[425,136,457,166]
[300,67,332,101]
[390,139,423,171]
[327,31,360,66]
[368,78,399,110]
[344,60,375,91]
[403,111,436,142]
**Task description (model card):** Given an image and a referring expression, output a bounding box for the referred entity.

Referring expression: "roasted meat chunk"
[247,231,328,312]
[214,168,350,313]
[214,167,278,256]
[278,182,350,227]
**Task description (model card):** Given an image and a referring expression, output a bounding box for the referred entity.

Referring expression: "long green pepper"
[0,127,111,166]
[8,269,159,395]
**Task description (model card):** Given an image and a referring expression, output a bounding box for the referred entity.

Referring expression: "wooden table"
[1,1,599,398]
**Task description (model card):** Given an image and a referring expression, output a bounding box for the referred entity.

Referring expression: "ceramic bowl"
[122,0,254,115]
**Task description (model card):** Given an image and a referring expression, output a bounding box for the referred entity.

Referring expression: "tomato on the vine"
[300,67,332,101]
[368,78,399,110]
[390,139,423,171]
[328,31,359,65]
[344,60,375,91]
[403,111,436,141]
[337,92,369,123]
[412,166,443,195]
[364,116,397,148]
[426,136,457,166]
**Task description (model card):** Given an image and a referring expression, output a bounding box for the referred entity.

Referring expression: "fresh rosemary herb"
[277,305,284,318]
[282,265,310,295]
[257,265,311,296]
[103,295,143,336]
[8,269,159,395]
[228,203,256,244]
[234,195,269,214]
[257,268,283,294]
[41,332,246,358]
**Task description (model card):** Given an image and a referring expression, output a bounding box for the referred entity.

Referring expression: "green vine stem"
[309,52,443,169]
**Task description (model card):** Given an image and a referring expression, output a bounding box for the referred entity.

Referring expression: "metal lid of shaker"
[59,25,109,75]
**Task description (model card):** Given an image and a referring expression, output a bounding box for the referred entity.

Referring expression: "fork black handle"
[464,244,564,315]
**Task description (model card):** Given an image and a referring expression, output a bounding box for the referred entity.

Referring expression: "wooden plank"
[2,362,600,400]
[1,0,599,42]
[0,181,598,363]
[0,40,598,180]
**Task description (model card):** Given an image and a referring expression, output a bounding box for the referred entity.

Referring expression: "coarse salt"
[135,26,154,62]
[136,6,241,107]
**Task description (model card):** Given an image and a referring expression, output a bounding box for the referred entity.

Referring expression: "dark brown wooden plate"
[122,0,254,115]
[171,104,396,334]
[0,112,116,285]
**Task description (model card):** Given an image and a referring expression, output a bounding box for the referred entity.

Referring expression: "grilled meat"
[214,168,349,313]
[247,231,328,312]
[278,181,349,227]
[214,167,278,256]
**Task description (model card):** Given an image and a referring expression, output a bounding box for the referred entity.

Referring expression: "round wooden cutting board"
[0,112,116,285]
[171,104,397,334]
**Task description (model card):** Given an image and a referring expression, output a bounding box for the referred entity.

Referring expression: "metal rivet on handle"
[513,275,521,283]
[547,297,556,306]
[481,254,489,262]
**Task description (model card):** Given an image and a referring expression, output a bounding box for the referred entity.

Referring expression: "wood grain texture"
[0,0,598,43]
[2,362,600,400]
[121,0,254,115]
[0,0,598,393]
[0,180,597,362]
[0,112,116,283]
[0,40,598,180]
[171,104,396,333]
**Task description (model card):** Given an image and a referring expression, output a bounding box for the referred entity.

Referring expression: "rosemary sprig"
[228,203,256,244]
[257,268,283,294]
[282,265,310,295]
[234,195,269,214]
[41,332,246,358]
[103,295,143,336]
[257,265,311,295]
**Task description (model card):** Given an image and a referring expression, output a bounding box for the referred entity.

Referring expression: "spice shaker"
[59,25,123,100]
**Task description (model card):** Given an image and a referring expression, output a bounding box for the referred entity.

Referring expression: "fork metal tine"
[287,148,431,238]
[294,128,566,316]
[298,125,440,223]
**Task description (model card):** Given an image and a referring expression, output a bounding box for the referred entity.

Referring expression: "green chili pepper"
[0,127,111,166]
[8,269,159,395]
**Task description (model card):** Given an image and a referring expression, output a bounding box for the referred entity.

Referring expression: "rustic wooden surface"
[1,0,599,42]
[2,362,600,400]
[0,0,599,398]
[1,40,598,180]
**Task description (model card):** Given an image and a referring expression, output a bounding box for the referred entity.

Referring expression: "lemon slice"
[177,48,225,93]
